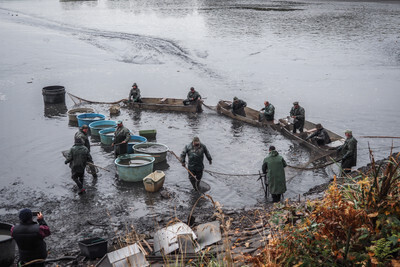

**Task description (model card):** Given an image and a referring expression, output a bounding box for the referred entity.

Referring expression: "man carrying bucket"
[180,136,212,191]
[112,120,131,158]
[65,138,94,194]
[75,125,97,179]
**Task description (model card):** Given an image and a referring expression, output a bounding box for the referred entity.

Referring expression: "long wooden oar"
[168,151,197,178]
[360,136,400,139]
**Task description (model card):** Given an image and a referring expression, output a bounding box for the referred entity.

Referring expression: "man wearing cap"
[11,209,51,267]
[183,87,202,105]
[128,83,142,103]
[306,123,331,146]
[289,101,305,133]
[337,130,358,174]
[259,101,275,122]
[65,138,94,194]
[112,120,131,157]
[262,146,287,202]
[180,137,212,191]
[75,125,97,179]
[229,97,247,116]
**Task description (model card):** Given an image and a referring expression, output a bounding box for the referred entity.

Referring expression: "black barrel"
[42,85,65,104]
[0,222,16,267]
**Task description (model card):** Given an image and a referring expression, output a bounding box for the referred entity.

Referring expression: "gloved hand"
[181,162,185,167]
[64,160,68,164]
[305,136,310,141]
[209,160,212,165]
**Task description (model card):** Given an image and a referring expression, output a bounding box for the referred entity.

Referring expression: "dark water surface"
[0,0,399,254]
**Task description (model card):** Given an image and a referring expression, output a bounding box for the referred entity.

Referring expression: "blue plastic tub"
[77,113,105,128]
[115,154,155,182]
[127,135,147,153]
[99,128,116,146]
[89,120,117,136]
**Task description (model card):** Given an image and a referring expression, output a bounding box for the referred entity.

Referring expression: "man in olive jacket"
[262,146,287,202]
[65,138,93,194]
[129,83,142,103]
[112,120,131,157]
[289,101,305,133]
[259,101,275,121]
[75,125,97,178]
[180,136,212,191]
[306,123,331,146]
[337,130,357,174]
[183,87,202,105]
[229,96,247,117]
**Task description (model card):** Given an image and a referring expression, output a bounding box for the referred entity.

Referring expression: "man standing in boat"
[65,138,94,194]
[289,101,305,133]
[180,136,212,191]
[262,146,287,203]
[129,83,142,103]
[112,120,131,157]
[337,130,357,174]
[259,101,275,122]
[183,87,201,105]
[229,97,247,116]
[305,123,331,146]
[75,125,97,179]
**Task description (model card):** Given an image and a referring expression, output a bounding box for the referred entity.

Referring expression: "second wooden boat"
[128,98,202,113]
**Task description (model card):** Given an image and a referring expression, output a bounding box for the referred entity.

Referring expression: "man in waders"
[65,138,93,194]
[305,123,331,146]
[337,130,357,175]
[180,136,212,191]
[129,83,142,103]
[11,209,51,267]
[75,125,97,179]
[229,96,247,116]
[289,101,305,133]
[112,120,131,158]
[259,101,275,122]
[262,146,287,203]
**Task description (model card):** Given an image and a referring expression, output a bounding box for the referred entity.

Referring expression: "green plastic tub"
[139,129,157,140]
[114,154,155,182]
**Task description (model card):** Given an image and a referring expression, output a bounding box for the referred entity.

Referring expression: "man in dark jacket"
[65,138,93,194]
[112,120,131,157]
[180,136,212,191]
[129,83,142,103]
[306,123,331,146]
[229,97,247,116]
[11,209,51,267]
[259,101,275,121]
[183,87,201,105]
[337,130,357,174]
[262,146,287,202]
[75,125,97,179]
[289,101,305,133]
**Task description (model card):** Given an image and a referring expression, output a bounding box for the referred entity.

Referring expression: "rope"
[67,92,127,105]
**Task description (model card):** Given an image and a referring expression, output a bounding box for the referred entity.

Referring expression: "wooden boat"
[278,117,345,155]
[128,98,202,113]
[216,100,279,129]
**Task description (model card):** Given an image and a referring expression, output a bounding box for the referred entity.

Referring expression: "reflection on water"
[44,103,67,118]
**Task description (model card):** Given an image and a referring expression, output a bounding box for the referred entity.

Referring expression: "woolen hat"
[75,137,83,144]
[269,145,276,151]
[193,136,200,142]
[19,208,33,223]
[345,130,352,135]
[117,120,123,124]
[316,124,322,129]
[190,87,194,90]
[132,83,137,87]
[293,101,299,105]
[233,97,238,100]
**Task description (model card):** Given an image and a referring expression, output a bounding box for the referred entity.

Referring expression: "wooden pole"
[360,136,400,139]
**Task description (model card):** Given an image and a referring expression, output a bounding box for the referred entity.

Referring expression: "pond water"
[0,0,399,254]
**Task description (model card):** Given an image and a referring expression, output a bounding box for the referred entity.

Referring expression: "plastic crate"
[139,129,157,140]
[78,237,107,260]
